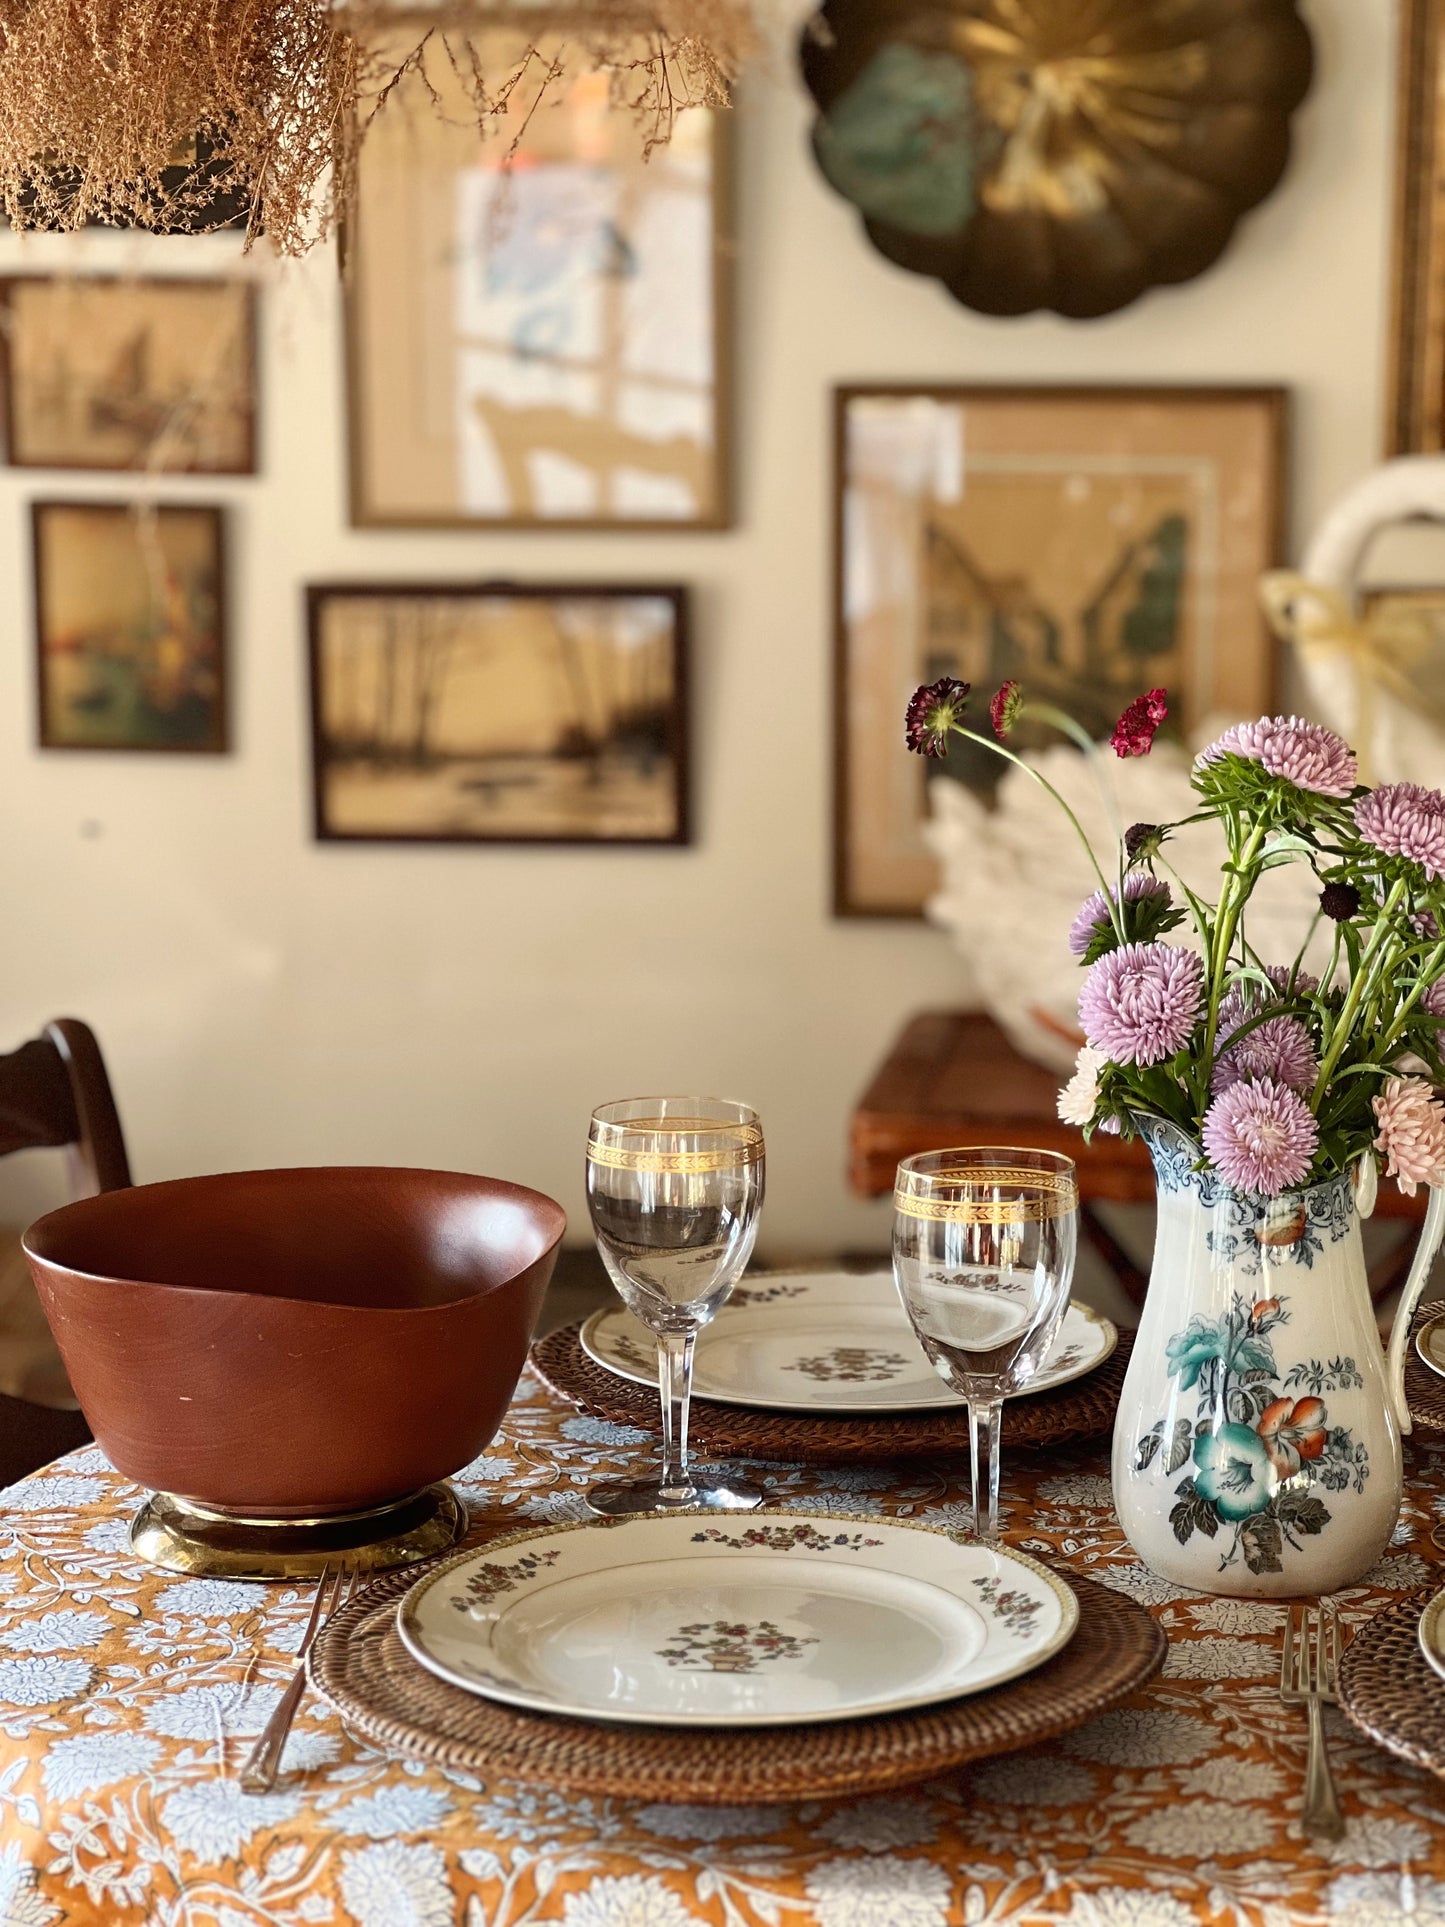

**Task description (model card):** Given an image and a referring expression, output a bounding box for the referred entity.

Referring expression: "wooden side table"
[848,1011,1423,1304]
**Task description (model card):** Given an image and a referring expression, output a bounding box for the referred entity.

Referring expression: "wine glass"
[892,1147,1078,1542]
[584,1096,765,1515]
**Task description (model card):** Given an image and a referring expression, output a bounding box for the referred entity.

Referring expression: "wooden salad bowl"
[23,1166,565,1518]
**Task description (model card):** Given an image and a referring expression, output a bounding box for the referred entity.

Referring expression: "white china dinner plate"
[1420,1587,1445,1685]
[580,1271,1116,1414]
[1415,1312,1445,1383]
[397,1510,1079,1727]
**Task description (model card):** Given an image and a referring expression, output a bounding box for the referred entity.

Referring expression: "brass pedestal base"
[131,1483,467,1580]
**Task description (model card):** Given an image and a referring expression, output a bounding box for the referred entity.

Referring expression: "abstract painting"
[345,29,728,529]
[33,502,227,752]
[2,278,255,472]
[307,585,688,844]
[834,386,1285,914]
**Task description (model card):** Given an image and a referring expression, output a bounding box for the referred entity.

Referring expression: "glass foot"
[584,1477,764,1518]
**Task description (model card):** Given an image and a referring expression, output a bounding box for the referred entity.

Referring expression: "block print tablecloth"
[0,1369,1444,1926]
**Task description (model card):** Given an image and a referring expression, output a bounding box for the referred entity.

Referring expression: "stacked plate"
[1416,1312,1445,1384]
[396,1509,1079,1729]
[581,1269,1119,1418]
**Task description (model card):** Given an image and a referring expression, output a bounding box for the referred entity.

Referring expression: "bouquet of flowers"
[905,676,1445,1202]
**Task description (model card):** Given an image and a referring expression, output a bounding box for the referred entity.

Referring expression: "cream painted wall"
[0,0,1400,1251]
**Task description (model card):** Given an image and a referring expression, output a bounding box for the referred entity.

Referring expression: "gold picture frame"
[33,500,228,753]
[1,277,256,474]
[344,27,731,531]
[834,385,1287,918]
[1389,0,1445,453]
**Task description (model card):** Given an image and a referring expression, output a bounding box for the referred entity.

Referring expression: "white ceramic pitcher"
[1111,1119,1445,1597]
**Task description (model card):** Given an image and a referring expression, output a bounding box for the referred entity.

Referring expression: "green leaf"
[1240,1511,1284,1575]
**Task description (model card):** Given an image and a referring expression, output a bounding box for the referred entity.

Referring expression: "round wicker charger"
[530,1321,1133,1462]
[308,1559,1164,1803]
[1405,1306,1445,1437]
[1336,1587,1445,1780]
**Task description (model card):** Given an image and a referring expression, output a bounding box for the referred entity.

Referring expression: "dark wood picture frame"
[832,383,1288,918]
[306,581,691,847]
[342,51,732,533]
[1389,0,1445,453]
[0,276,258,475]
[32,499,229,755]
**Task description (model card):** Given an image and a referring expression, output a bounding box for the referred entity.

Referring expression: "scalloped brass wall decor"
[800,0,1314,319]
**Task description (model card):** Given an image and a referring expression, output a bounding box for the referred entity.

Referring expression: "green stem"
[1199,821,1268,1095]
[1312,879,1409,1104]
[949,724,1121,933]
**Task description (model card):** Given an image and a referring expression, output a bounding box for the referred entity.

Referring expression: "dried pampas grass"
[0,0,754,255]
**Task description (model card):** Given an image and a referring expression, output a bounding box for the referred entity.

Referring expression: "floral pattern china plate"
[1419,1587,1445,1686]
[580,1271,1116,1414]
[1415,1312,1445,1383]
[397,1510,1078,1727]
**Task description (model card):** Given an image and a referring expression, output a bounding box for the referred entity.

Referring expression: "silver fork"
[1279,1601,1346,1842]
[241,1566,355,1794]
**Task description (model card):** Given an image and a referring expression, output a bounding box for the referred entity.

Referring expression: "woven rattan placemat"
[1406,1306,1445,1436]
[307,1559,1164,1803]
[1336,1586,1445,1780]
[529,1320,1133,1461]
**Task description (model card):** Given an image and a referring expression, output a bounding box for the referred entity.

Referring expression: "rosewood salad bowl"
[22,1166,565,1575]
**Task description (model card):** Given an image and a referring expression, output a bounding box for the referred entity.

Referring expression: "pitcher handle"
[1386,1182,1445,1436]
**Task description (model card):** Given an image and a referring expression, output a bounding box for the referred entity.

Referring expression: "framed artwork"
[834,385,1287,916]
[344,28,730,530]
[33,501,228,753]
[1389,0,1445,453]
[1,277,255,473]
[306,583,689,846]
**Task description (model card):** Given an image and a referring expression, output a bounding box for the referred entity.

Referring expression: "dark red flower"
[989,680,1023,740]
[1110,688,1169,759]
[1319,881,1361,922]
[904,677,970,758]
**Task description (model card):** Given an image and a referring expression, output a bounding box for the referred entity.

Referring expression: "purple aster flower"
[1077,942,1204,1066]
[1067,872,1172,957]
[1216,964,1320,1039]
[1354,782,1445,880]
[1195,716,1358,798]
[1202,1077,1319,1197]
[1424,979,1445,1019]
[1212,1015,1318,1095]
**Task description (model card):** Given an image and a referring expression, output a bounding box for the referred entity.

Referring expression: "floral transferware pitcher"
[1112,1121,1445,1597]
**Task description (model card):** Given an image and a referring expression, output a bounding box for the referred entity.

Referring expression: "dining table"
[2,1364,1445,1927]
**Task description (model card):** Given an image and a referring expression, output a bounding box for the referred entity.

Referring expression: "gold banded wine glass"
[585,1096,765,1515]
[892,1147,1078,1542]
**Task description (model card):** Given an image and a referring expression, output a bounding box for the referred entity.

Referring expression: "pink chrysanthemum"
[1067,872,1171,957]
[1195,716,1358,798]
[1424,979,1445,1019]
[1202,1077,1319,1197]
[1373,1075,1445,1196]
[1110,688,1168,758]
[1212,1016,1318,1095]
[1077,942,1204,1067]
[1354,782,1445,880]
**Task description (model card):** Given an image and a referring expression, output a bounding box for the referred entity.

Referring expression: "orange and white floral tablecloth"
[1,1367,1445,1927]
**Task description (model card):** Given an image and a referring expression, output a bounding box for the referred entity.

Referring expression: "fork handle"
[240,1665,310,1794]
[1302,1694,1346,1841]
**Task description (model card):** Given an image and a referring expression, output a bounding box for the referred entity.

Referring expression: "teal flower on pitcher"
[1165,1319,1226,1392]
[1192,1425,1276,1521]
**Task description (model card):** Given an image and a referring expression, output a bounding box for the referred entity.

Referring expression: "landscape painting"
[308,585,688,844]
[3,277,255,472]
[33,502,227,752]
[835,386,1285,915]
[345,27,726,528]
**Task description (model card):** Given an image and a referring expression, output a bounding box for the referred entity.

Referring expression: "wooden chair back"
[0,1019,131,1485]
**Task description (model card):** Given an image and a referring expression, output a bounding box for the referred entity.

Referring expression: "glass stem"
[970,1398,1004,1542]
[657,1331,696,1492]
